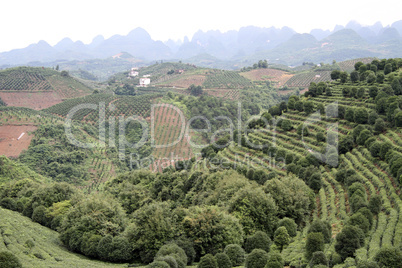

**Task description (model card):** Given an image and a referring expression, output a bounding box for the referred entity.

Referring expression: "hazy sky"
[0,0,401,52]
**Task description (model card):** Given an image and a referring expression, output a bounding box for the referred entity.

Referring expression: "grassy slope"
[0,207,128,268]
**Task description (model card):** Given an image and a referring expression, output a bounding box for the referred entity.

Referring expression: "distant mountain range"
[1,20,402,69]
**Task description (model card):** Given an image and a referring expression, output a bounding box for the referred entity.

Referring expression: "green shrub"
[374,246,402,268]
[175,239,196,265]
[329,252,342,266]
[245,249,269,268]
[215,253,232,268]
[265,252,284,268]
[278,217,298,237]
[309,251,328,267]
[198,254,218,268]
[0,197,16,211]
[305,232,324,260]
[224,244,245,266]
[273,226,290,252]
[335,226,365,260]
[347,213,370,234]
[244,231,271,253]
[155,256,178,268]
[356,207,374,228]
[0,251,22,268]
[308,220,332,243]
[155,243,187,266]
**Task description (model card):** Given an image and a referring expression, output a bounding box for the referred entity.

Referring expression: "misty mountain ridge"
[1,20,402,68]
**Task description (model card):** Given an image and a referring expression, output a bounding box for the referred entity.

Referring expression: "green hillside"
[0,207,127,268]
[0,58,401,268]
[214,58,402,266]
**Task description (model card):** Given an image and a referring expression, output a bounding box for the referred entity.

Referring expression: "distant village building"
[129,68,139,77]
[143,74,151,78]
[139,77,150,87]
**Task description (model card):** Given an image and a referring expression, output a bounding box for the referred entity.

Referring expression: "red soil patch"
[240,69,294,88]
[0,91,63,110]
[0,125,37,158]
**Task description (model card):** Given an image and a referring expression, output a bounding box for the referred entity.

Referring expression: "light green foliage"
[148,261,171,268]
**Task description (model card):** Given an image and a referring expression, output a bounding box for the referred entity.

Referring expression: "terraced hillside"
[0,67,94,110]
[215,58,402,266]
[150,104,194,172]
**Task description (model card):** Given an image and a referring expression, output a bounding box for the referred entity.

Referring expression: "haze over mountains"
[1,20,402,68]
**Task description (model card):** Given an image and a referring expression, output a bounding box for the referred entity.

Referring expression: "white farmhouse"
[139,77,150,87]
[129,68,139,77]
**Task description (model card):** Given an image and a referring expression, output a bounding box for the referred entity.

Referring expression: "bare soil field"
[240,69,294,87]
[0,91,63,110]
[0,125,37,158]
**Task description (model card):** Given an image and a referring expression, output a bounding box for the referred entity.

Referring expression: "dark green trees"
[0,251,22,268]
[188,84,203,96]
[374,246,402,268]
[273,226,290,252]
[335,225,365,260]
[305,232,324,260]
[198,254,218,268]
[224,244,245,266]
[244,231,271,253]
[245,249,269,268]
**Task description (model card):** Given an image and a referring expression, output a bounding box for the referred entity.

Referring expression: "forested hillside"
[0,58,401,268]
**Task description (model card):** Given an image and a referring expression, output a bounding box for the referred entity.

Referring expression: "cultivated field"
[156,74,206,88]
[240,68,294,87]
[284,71,332,88]
[0,125,37,158]
[151,104,194,172]
[0,91,63,110]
